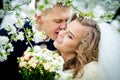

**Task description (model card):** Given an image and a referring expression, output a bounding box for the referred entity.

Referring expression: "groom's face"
[37,6,70,40]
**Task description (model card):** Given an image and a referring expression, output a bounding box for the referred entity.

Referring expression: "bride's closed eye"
[67,33,73,39]
[67,30,74,39]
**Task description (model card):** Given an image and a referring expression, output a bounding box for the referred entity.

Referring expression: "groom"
[36,3,70,47]
[0,2,70,80]
[35,2,70,50]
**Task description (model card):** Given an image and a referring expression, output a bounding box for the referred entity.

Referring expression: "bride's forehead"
[68,19,81,28]
[69,21,90,36]
[68,22,85,33]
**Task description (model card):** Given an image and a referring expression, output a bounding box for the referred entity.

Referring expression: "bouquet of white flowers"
[17,46,70,80]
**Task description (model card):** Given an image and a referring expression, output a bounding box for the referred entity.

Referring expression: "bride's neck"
[60,52,76,62]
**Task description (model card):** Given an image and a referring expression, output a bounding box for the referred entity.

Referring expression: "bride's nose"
[59,30,67,38]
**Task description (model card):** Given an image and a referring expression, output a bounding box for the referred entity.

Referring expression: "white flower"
[0,9,5,18]
[0,49,6,54]
[93,5,106,21]
[0,36,14,62]
[19,56,25,62]
[16,32,24,41]
[28,59,38,68]
[19,61,27,68]
[25,47,31,52]
[33,45,42,53]
[0,36,9,45]
[6,43,14,52]
[15,19,25,29]
[23,52,33,60]
[0,53,7,62]
[33,30,46,43]
[43,63,50,70]
[5,24,17,35]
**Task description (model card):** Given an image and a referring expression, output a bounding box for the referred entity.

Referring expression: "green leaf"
[39,5,45,10]
[118,29,120,32]
[87,11,94,18]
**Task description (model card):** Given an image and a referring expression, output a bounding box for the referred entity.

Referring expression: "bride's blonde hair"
[63,16,100,78]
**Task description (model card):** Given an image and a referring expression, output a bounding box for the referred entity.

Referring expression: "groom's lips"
[55,32,59,34]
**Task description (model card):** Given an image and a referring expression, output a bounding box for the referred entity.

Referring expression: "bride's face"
[54,19,86,53]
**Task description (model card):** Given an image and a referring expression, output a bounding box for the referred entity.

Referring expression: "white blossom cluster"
[0,19,46,61]
[0,36,14,62]
[0,0,47,61]
[71,0,120,22]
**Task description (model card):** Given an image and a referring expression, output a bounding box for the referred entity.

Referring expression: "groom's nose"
[60,21,67,30]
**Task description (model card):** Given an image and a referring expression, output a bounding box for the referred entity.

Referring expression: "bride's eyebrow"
[69,31,75,38]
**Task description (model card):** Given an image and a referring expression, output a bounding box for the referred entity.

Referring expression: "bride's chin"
[53,41,58,48]
[54,41,60,49]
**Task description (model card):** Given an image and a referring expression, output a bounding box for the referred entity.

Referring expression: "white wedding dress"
[74,61,99,80]
[98,22,120,80]
[62,61,99,80]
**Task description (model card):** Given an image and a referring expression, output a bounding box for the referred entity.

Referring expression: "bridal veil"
[98,22,120,80]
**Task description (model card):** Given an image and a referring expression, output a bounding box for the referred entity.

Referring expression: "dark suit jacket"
[0,21,56,80]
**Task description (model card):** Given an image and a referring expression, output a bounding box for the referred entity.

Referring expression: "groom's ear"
[37,16,43,24]
[35,14,43,24]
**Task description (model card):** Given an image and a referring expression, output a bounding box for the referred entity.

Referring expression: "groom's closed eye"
[54,18,68,23]
[54,19,63,23]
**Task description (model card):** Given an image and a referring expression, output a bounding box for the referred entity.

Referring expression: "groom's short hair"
[41,2,70,16]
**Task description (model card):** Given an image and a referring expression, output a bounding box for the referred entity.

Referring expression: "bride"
[54,15,120,80]
[54,15,100,80]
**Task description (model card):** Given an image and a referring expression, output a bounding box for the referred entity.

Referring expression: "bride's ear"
[75,46,80,54]
[75,50,79,54]
[75,44,82,54]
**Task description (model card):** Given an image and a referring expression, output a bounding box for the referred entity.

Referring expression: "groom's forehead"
[48,9,70,18]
